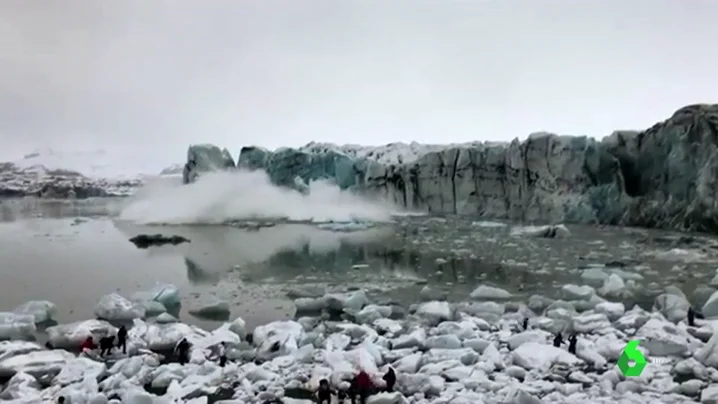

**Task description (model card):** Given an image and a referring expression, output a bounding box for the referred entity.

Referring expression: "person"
[117,325,128,354]
[45,341,55,350]
[99,336,115,357]
[57,396,65,404]
[81,336,97,352]
[382,367,396,392]
[553,332,563,348]
[522,318,529,331]
[316,378,332,404]
[568,333,578,355]
[175,338,190,365]
[688,307,696,327]
[211,342,227,367]
[350,370,373,404]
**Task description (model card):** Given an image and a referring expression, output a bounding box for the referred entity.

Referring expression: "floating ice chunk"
[0,312,37,341]
[325,290,369,312]
[13,300,56,324]
[0,371,42,401]
[136,300,167,317]
[46,320,116,350]
[0,341,43,362]
[254,320,305,361]
[154,313,178,324]
[510,224,570,238]
[131,284,182,308]
[188,299,231,319]
[95,293,146,321]
[316,222,375,232]
[469,285,513,300]
[511,342,581,370]
[53,357,107,386]
[0,349,75,379]
[414,301,452,326]
[128,319,209,351]
[227,316,247,340]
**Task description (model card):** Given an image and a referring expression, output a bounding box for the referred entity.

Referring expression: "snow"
[299,141,505,166]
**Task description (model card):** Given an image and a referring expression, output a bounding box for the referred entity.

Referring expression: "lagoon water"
[2,197,718,334]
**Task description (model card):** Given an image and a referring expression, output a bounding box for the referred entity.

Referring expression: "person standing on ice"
[349,369,373,404]
[382,367,396,392]
[175,338,191,365]
[117,325,128,354]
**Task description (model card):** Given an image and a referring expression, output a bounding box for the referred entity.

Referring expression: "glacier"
[182,104,718,232]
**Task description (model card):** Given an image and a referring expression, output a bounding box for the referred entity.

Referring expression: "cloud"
[1,0,717,164]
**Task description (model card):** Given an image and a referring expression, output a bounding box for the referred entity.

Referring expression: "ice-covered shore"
[3,281,718,403]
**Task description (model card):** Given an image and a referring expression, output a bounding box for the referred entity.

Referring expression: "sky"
[1,0,717,165]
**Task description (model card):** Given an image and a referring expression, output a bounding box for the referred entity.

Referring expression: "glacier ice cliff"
[182,144,236,184]
[183,104,718,232]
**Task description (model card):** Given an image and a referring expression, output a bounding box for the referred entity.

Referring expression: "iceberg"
[0,313,37,341]
[94,293,146,321]
[13,300,57,324]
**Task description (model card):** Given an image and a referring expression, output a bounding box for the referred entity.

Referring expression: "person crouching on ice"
[81,336,97,353]
[99,335,115,357]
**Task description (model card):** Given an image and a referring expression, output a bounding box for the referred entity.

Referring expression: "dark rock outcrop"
[128,234,190,249]
[188,104,718,232]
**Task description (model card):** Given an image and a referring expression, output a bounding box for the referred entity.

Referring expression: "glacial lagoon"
[2,197,718,333]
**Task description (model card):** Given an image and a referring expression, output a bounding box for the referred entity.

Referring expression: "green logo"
[617,340,647,377]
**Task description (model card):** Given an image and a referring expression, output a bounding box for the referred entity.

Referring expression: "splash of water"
[118,170,402,225]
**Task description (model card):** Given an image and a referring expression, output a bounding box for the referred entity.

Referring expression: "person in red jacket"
[349,370,373,404]
[80,336,97,352]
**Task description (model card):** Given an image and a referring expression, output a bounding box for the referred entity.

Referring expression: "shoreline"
[1,283,716,403]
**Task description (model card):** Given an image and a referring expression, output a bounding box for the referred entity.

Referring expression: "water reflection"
[112,221,395,282]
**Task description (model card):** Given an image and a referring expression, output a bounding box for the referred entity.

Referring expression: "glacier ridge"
[184,104,718,232]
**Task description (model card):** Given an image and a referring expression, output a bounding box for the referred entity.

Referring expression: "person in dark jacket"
[117,325,128,354]
[57,396,65,404]
[81,336,97,352]
[99,336,115,357]
[176,338,191,365]
[382,367,396,392]
[316,378,332,403]
[567,333,578,355]
[688,307,696,327]
[522,318,529,331]
[553,332,564,348]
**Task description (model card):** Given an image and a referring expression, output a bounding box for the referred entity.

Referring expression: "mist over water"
[118,170,402,225]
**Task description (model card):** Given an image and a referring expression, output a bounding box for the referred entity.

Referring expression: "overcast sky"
[1,0,716,162]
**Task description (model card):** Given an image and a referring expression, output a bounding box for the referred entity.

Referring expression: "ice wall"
[186,104,718,233]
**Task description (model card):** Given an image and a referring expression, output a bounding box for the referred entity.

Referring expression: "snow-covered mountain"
[0,148,181,198]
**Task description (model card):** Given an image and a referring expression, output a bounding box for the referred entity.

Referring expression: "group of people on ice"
[316,367,397,404]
